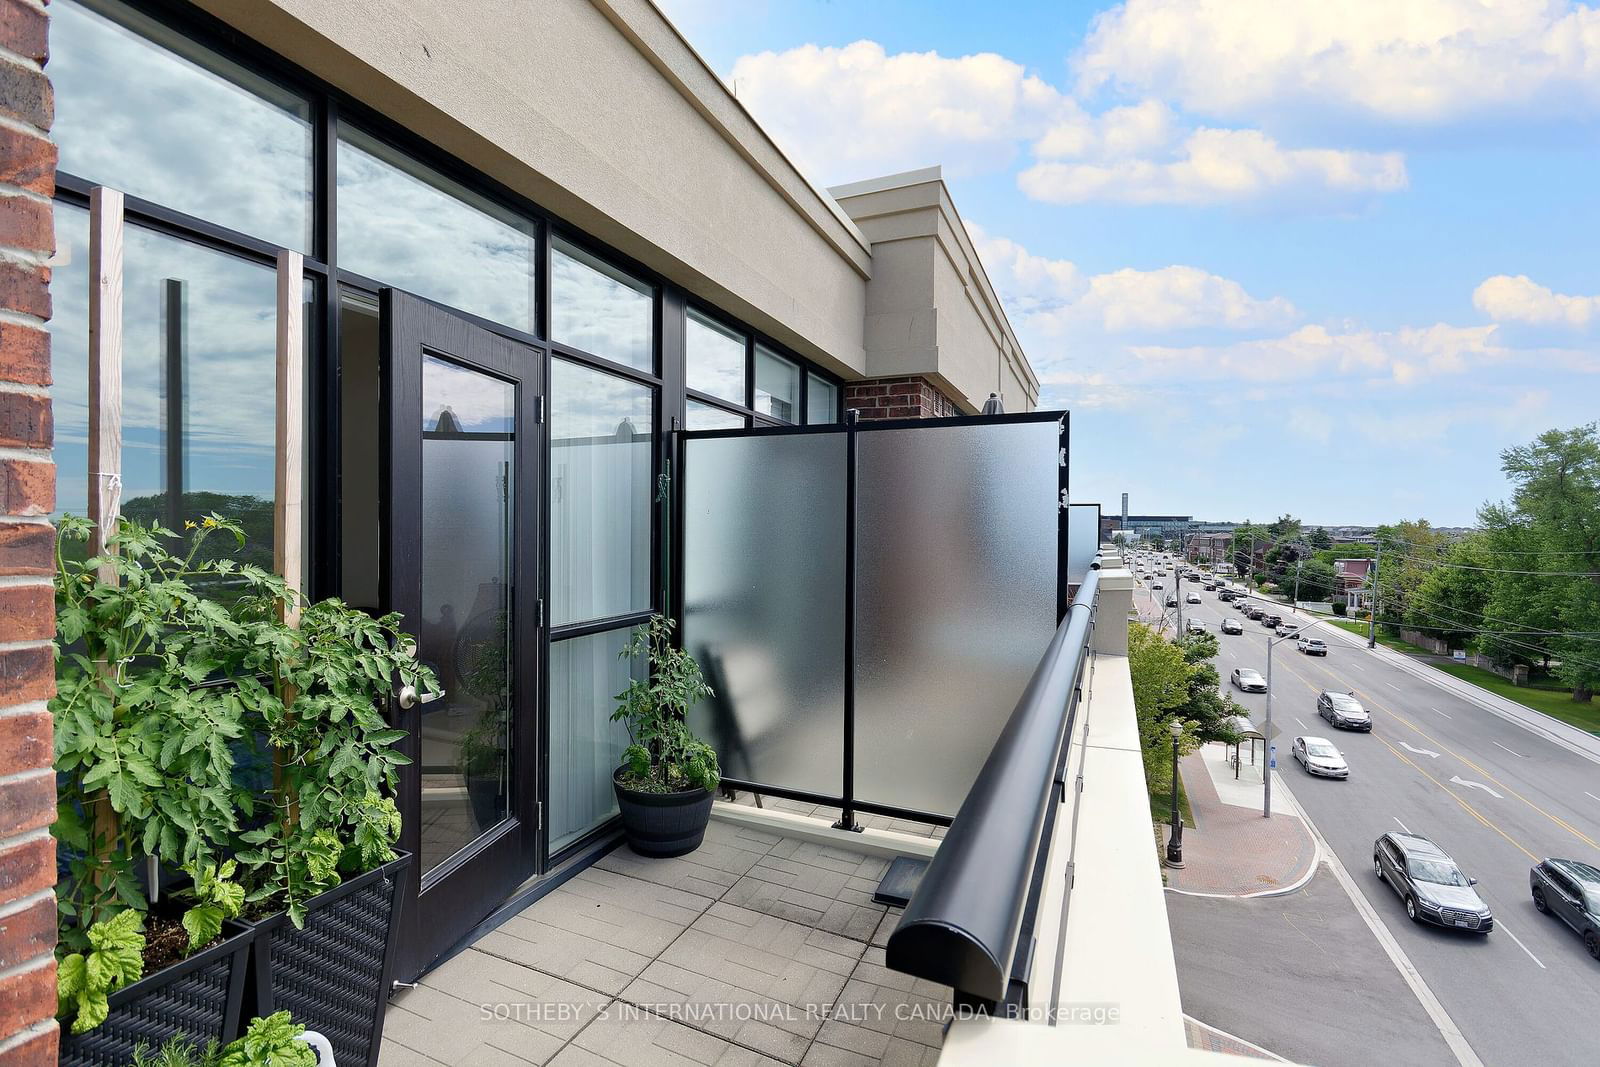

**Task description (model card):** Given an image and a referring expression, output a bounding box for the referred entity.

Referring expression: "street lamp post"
[1165,718,1185,867]
[1263,622,1311,818]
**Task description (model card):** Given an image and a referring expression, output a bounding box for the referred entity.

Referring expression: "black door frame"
[381,287,545,981]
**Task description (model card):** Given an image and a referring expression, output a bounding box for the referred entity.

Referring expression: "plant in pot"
[218,544,434,1067]
[51,516,262,1066]
[454,609,509,832]
[610,615,721,857]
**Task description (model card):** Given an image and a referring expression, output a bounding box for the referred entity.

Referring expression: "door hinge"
[536,801,543,830]
[535,597,544,628]
[535,396,546,424]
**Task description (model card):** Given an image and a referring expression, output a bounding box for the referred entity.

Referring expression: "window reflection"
[53,0,312,251]
[50,206,278,571]
[549,627,645,854]
[550,238,654,371]
[338,126,538,332]
[807,374,839,425]
[755,345,799,423]
[686,309,746,405]
[419,357,516,874]
[550,359,653,627]
[686,399,745,431]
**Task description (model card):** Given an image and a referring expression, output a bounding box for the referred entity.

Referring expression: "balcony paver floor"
[379,817,950,1067]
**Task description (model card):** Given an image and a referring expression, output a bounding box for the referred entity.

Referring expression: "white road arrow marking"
[1398,741,1440,759]
[1449,776,1503,799]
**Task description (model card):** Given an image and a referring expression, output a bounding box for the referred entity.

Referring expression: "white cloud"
[970,224,1297,334]
[1126,322,1510,384]
[726,41,1070,182]
[1473,274,1600,328]
[1075,0,1600,126]
[1019,127,1407,206]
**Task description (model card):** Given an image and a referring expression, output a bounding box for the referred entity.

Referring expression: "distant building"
[1334,558,1374,609]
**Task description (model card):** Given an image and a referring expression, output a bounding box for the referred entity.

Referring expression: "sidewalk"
[1161,742,1318,897]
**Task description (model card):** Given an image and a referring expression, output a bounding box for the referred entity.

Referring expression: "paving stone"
[597,822,775,898]
[621,903,865,1062]
[376,1038,449,1067]
[552,1002,786,1066]
[869,910,901,949]
[722,871,886,943]
[476,866,714,992]
[804,948,949,1065]
[384,951,610,1065]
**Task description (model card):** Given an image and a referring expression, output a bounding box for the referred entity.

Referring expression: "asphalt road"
[1167,863,1456,1067]
[1134,562,1600,1067]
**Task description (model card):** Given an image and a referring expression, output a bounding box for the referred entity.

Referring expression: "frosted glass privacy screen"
[854,420,1059,815]
[682,432,847,795]
[1067,503,1101,585]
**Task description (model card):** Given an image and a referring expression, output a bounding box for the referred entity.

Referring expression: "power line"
[1383,550,1600,578]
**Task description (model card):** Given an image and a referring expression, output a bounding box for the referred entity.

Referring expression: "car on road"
[1142,573,1154,580]
[1233,600,1250,611]
[1165,596,1179,607]
[1263,613,1283,627]
[1231,667,1267,693]
[1374,832,1492,933]
[1246,606,1266,619]
[1292,736,1348,778]
[1152,581,1163,590]
[1186,593,1202,604]
[1203,582,1217,591]
[1218,590,1236,602]
[1186,618,1207,633]
[1220,618,1244,635]
[1297,637,1328,656]
[1260,615,1278,628]
[1275,623,1297,637]
[1530,858,1600,960]
[1317,691,1371,731]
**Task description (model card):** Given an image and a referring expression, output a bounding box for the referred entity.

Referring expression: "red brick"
[0,958,53,1042]
[0,457,51,515]
[0,1,47,65]
[0,57,49,132]
[0,646,52,706]
[0,893,53,971]
[0,835,51,907]
[0,392,49,449]
[0,196,50,253]
[0,521,51,576]
[0,772,51,837]
[0,261,48,320]
[0,125,54,197]
[0,323,49,386]
[0,584,49,642]
[0,709,49,770]
[0,1022,57,1067]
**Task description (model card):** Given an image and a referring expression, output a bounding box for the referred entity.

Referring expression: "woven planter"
[241,851,412,1067]
[613,770,714,857]
[58,921,253,1067]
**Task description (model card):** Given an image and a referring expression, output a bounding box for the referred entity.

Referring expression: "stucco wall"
[833,169,1040,413]
[194,0,871,375]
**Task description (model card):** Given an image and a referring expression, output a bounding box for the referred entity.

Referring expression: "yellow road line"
[1281,648,1599,852]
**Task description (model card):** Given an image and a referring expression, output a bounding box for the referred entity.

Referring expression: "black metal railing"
[885,563,1100,1010]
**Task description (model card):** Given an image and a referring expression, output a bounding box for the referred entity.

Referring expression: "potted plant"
[610,616,722,857]
[130,1011,322,1067]
[51,516,259,1067]
[218,545,433,1067]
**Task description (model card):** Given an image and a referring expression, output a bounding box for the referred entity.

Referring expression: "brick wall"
[844,375,959,420]
[0,0,56,1064]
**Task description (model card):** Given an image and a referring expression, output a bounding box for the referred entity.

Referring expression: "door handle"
[398,684,445,710]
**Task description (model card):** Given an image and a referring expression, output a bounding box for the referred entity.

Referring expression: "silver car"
[1292,736,1348,778]
[1231,668,1267,693]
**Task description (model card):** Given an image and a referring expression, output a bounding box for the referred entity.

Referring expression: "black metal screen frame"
[669,408,1071,830]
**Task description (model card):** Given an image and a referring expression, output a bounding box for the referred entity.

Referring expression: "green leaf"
[181,905,223,952]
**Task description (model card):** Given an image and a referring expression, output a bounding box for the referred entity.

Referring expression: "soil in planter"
[142,908,220,973]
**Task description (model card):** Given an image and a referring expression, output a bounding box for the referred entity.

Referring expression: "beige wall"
[833,168,1040,413]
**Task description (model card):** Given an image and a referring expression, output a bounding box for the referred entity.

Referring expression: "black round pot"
[613,768,714,857]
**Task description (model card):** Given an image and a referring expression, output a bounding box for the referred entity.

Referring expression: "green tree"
[1407,533,1494,651]
[1309,526,1333,550]
[1374,519,1449,631]
[1128,624,1242,789]
[1482,425,1600,700]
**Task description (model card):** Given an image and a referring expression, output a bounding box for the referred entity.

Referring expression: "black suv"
[1530,858,1600,960]
[1374,832,1493,932]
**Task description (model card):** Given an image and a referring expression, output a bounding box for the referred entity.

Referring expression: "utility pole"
[1367,540,1383,649]
[1292,559,1303,615]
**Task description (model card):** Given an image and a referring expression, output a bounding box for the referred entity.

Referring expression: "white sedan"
[1292,736,1349,779]
[1231,667,1267,693]
[1186,593,1202,604]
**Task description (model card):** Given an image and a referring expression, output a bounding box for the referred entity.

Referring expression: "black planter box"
[614,770,714,857]
[58,920,253,1067]
[241,851,411,1067]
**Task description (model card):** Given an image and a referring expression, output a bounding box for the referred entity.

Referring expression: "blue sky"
[657,0,1600,527]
